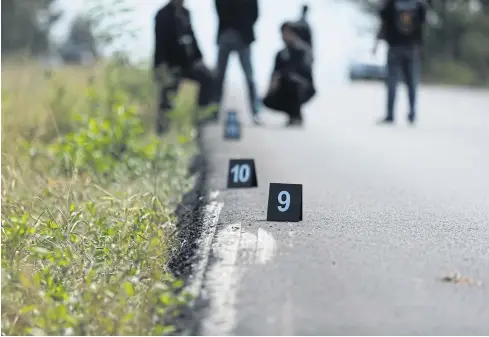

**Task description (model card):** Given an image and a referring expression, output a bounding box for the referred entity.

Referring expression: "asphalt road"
[194,81,489,335]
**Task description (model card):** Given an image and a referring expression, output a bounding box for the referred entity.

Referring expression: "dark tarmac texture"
[196,82,489,335]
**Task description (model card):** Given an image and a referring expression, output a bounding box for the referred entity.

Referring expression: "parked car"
[349,60,386,81]
[348,40,387,81]
[58,42,95,66]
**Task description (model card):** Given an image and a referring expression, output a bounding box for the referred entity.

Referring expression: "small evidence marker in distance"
[224,110,241,140]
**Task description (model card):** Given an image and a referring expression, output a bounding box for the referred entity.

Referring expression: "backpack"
[294,19,312,48]
[393,0,421,36]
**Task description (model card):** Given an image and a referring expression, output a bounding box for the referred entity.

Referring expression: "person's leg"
[384,46,401,122]
[262,82,283,112]
[281,75,303,126]
[183,63,216,122]
[237,46,260,119]
[289,73,314,105]
[214,34,233,112]
[187,65,214,106]
[262,73,300,124]
[156,71,181,135]
[401,45,420,123]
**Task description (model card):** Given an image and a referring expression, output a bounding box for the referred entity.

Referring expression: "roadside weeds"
[1,61,201,335]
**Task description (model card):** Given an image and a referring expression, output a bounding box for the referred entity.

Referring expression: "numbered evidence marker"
[224,111,241,140]
[227,159,258,188]
[266,183,302,222]
[224,123,241,139]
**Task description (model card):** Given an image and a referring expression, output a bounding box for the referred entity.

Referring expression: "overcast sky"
[54,0,381,87]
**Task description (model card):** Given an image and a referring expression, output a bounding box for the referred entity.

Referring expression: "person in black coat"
[213,0,261,124]
[153,0,216,135]
[374,0,428,125]
[262,21,316,127]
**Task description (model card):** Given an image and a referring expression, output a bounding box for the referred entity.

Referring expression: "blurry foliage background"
[1,0,199,334]
[351,0,489,86]
[2,0,488,85]
[1,0,138,63]
[1,0,63,56]
[1,0,488,334]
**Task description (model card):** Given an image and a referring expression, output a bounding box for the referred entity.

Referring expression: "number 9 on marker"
[277,191,291,212]
[266,183,302,222]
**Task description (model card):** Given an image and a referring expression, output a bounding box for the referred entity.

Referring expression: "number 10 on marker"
[227,159,258,188]
[231,164,250,183]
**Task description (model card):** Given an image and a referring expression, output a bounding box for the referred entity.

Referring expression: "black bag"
[292,19,312,48]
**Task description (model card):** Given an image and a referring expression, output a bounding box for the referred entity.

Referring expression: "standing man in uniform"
[213,0,261,124]
[375,0,428,125]
[153,0,216,135]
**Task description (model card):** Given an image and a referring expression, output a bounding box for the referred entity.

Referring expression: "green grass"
[1,60,201,335]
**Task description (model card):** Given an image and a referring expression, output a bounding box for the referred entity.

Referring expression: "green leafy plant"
[2,59,198,335]
[2,0,205,333]
[2,194,194,335]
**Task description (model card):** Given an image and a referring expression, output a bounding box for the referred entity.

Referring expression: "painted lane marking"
[200,223,242,335]
[186,201,224,304]
[200,223,277,335]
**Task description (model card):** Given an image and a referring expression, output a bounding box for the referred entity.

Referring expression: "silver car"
[349,61,387,81]
[348,41,387,81]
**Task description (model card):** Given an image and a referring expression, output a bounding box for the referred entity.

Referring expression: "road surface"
[190,81,489,335]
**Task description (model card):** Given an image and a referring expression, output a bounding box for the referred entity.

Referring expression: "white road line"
[201,225,277,335]
[186,201,224,304]
[288,230,295,248]
[188,197,278,335]
[201,223,242,336]
[209,190,220,200]
[256,227,277,265]
[239,231,258,265]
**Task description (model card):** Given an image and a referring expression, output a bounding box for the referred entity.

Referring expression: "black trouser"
[156,63,214,134]
[263,73,314,120]
[214,29,259,116]
[386,45,420,120]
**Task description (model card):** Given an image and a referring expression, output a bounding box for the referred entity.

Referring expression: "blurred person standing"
[374,0,428,125]
[262,21,316,127]
[153,0,217,135]
[213,0,261,124]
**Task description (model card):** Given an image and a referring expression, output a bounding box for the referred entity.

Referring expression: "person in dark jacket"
[153,0,216,135]
[213,0,261,124]
[262,21,316,127]
[375,0,428,125]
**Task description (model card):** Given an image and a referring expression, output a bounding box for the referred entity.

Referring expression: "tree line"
[352,0,489,86]
[2,0,488,86]
[1,0,135,62]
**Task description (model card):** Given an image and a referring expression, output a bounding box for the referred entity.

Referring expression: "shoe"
[377,117,394,125]
[407,113,416,125]
[252,114,262,125]
[253,98,262,115]
[286,117,303,127]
